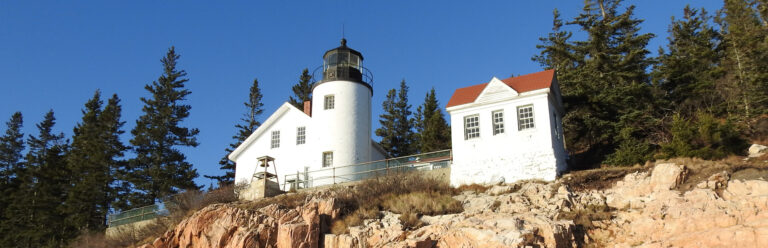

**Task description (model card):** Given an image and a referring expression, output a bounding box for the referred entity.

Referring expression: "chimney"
[303,101,312,116]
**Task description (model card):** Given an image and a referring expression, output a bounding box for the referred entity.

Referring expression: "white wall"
[233,106,314,186]
[448,92,565,186]
[311,80,372,166]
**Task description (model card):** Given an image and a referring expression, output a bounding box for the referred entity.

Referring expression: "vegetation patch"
[561,166,651,192]
[557,204,615,248]
[330,172,461,234]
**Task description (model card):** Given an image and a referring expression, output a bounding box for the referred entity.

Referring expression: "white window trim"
[517,104,535,131]
[464,114,480,140]
[324,95,335,110]
[492,110,504,135]
[271,130,280,149]
[322,151,333,167]
[296,126,306,145]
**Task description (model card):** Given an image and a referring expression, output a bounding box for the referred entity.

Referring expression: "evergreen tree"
[534,0,656,166]
[64,91,127,232]
[0,112,24,185]
[376,80,417,157]
[376,89,398,157]
[0,112,24,246]
[126,47,200,208]
[289,68,314,109]
[717,0,768,119]
[206,78,264,186]
[4,110,69,247]
[652,6,724,116]
[414,88,451,153]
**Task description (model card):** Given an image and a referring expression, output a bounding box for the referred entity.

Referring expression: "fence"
[281,149,452,191]
[107,204,163,227]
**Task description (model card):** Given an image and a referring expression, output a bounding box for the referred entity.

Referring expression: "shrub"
[660,113,748,160]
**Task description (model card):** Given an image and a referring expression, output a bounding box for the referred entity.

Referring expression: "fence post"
[332,167,336,184]
[386,159,389,175]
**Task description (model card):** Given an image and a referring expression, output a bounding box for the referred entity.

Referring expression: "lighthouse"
[311,38,374,167]
[229,39,386,191]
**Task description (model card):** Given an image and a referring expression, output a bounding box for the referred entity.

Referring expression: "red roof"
[446,69,555,108]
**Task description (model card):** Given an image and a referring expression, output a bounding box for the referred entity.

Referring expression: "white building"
[228,39,387,189]
[446,69,567,186]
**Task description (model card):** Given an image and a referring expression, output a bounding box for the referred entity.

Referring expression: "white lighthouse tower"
[311,39,374,169]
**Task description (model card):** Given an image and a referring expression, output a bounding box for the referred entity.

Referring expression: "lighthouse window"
[518,105,535,131]
[324,95,335,110]
[464,115,480,140]
[322,152,333,167]
[296,126,306,145]
[271,130,280,149]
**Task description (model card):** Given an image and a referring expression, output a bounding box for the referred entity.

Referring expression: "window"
[553,113,560,139]
[296,126,306,145]
[492,110,504,135]
[464,115,480,140]
[322,152,333,167]
[517,105,535,130]
[271,130,280,149]
[324,95,335,110]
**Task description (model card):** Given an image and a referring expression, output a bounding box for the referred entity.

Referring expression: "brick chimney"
[303,101,311,116]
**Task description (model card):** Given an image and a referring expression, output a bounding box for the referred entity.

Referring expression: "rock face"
[138,198,337,248]
[749,144,768,157]
[136,162,768,248]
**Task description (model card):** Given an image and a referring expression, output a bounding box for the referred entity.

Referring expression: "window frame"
[464,114,480,140]
[271,130,280,149]
[324,95,335,110]
[322,151,333,167]
[492,110,504,135]
[517,104,535,131]
[296,126,306,145]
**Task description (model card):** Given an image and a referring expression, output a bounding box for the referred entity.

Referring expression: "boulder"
[650,163,687,191]
[749,144,768,157]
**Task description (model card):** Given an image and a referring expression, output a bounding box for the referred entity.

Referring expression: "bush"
[660,113,748,160]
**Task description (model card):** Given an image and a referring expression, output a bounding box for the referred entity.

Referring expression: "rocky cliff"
[138,162,768,248]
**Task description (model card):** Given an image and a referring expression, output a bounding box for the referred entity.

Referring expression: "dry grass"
[329,172,461,234]
[237,191,309,210]
[661,157,768,191]
[455,183,491,194]
[561,165,651,191]
[557,204,615,248]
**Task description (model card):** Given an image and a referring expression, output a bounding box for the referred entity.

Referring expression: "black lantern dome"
[313,38,373,93]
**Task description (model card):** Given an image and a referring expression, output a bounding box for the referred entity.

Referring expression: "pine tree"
[414,88,451,153]
[652,6,724,116]
[0,112,24,185]
[376,89,398,157]
[126,47,200,208]
[534,0,656,166]
[0,112,24,246]
[3,110,69,247]
[391,80,417,157]
[64,91,127,232]
[289,68,314,109]
[206,78,264,186]
[718,0,768,119]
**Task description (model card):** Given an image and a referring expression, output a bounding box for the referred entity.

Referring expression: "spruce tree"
[652,6,724,116]
[4,110,69,247]
[718,0,768,118]
[64,91,127,231]
[414,88,451,153]
[534,0,656,166]
[376,89,398,157]
[126,47,200,207]
[289,68,314,109]
[0,112,24,246]
[392,80,416,157]
[206,78,264,186]
[0,112,24,185]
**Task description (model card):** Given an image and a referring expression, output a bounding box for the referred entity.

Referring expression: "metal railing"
[107,204,162,227]
[281,149,452,191]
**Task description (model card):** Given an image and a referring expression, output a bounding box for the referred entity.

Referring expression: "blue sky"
[0,1,723,187]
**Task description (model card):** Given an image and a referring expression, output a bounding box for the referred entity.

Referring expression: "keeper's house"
[446,69,567,186]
